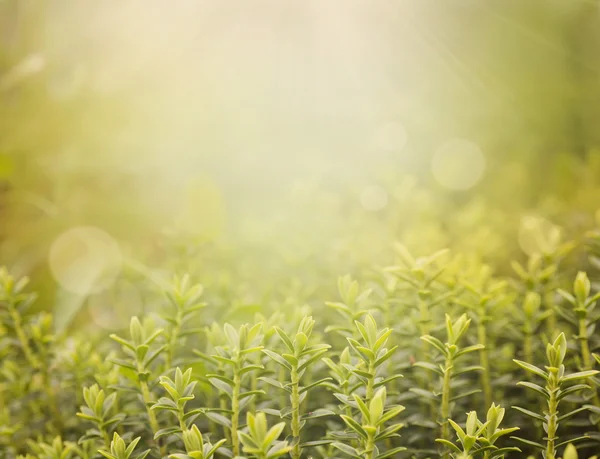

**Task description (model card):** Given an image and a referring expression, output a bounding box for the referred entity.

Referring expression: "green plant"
[5,204,600,459]
[0,268,63,444]
[76,384,125,449]
[560,443,598,459]
[412,313,483,454]
[168,425,225,459]
[344,314,400,404]
[99,433,150,459]
[25,437,73,459]
[558,272,600,371]
[152,367,204,442]
[333,387,406,459]
[455,266,509,409]
[160,275,206,370]
[205,323,264,457]
[237,412,293,459]
[436,404,520,459]
[513,333,599,458]
[325,275,372,337]
[260,316,333,458]
[109,317,166,454]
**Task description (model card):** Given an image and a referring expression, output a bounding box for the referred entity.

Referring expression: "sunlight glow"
[431,139,486,190]
[49,227,123,295]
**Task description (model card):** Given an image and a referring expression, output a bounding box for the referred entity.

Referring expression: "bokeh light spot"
[431,139,486,190]
[49,226,123,295]
[360,185,388,211]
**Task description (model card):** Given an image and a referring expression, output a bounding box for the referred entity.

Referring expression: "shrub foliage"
[3,214,600,459]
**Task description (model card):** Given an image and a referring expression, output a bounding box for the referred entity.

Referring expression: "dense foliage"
[2,207,600,459]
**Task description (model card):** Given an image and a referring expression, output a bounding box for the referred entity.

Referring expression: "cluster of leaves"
[3,211,600,459]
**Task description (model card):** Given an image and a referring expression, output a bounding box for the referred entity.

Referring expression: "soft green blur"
[1,1,600,329]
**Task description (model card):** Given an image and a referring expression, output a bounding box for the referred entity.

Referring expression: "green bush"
[3,214,600,459]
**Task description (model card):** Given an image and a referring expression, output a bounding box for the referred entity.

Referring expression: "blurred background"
[1,0,600,330]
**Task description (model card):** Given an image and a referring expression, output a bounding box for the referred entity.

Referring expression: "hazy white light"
[372,121,408,153]
[360,185,388,211]
[49,226,122,295]
[431,139,486,190]
[88,282,143,330]
[0,53,46,91]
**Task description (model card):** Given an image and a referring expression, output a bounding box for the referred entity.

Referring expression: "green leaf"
[455,344,484,358]
[555,436,590,448]
[299,377,332,394]
[301,409,336,420]
[239,365,264,376]
[412,361,443,376]
[488,447,522,459]
[409,388,438,400]
[558,406,593,421]
[562,370,599,383]
[209,377,233,396]
[331,442,362,458]
[517,381,549,398]
[450,389,481,402]
[376,447,407,458]
[239,390,265,400]
[435,439,461,454]
[510,436,544,449]
[557,384,591,401]
[205,412,232,429]
[282,353,299,366]
[513,360,548,379]
[298,348,329,372]
[109,335,135,351]
[374,346,398,368]
[274,327,294,353]
[263,422,286,446]
[420,335,447,356]
[340,415,368,439]
[108,358,136,371]
[512,406,545,422]
[263,349,292,370]
[154,427,180,440]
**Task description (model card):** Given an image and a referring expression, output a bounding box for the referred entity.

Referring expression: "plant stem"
[178,406,187,432]
[220,394,231,442]
[366,362,375,403]
[418,297,431,338]
[524,330,533,365]
[231,361,241,457]
[364,432,375,459]
[477,320,492,409]
[140,380,166,456]
[9,306,39,368]
[250,352,260,412]
[166,313,182,370]
[545,368,559,459]
[440,355,454,459]
[291,365,301,459]
[140,382,159,432]
[279,366,287,416]
[579,318,592,369]
[418,297,437,419]
[101,428,111,450]
[544,289,557,337]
